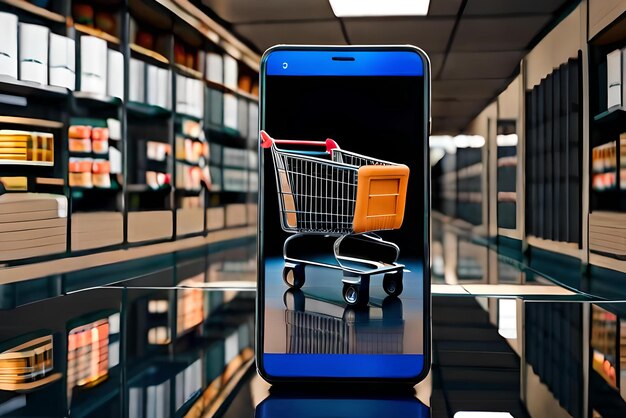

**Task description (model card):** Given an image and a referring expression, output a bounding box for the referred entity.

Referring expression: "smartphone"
[257,45,430,383]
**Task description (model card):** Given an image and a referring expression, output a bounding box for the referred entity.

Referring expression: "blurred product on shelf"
[129,58,145,102]
[19,23,49,85]
[238,75,252,92]
[92,159,111,188]
[182,119,202,138]
[67,316,112,396]
[146,170,169,190]
[80,36,107,95]
[223,93,238,131]
[49,34,75,90]
[205,52,223,84]
[94,11,116,35]
[107,49,124,99]
[592,142,618,191]
[176,75,203,117]
[0,130,53,165]
[176,163,202,191]
[176,136,207,163]
[0,192,67,261]
[72,3,94,27]
[0,176,27,191]
[223,54,238,89]
[0,333,60,391]
[0,12,18,79]
[621,136,626,190]
[107,118,121,140]
[146,141,171,162]
[606,48,626,109]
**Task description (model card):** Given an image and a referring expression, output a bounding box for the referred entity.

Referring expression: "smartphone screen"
[258,47,430,382]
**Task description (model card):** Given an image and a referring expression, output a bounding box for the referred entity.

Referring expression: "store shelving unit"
[588,11,626,273]
[0,0,259,267]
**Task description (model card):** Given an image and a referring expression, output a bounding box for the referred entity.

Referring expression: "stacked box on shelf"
[0,192,67,261]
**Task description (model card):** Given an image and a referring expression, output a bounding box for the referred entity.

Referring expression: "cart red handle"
[260,130,339,153]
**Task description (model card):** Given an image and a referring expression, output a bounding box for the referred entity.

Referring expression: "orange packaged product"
[69,125,92,139]
[91,127,109,141]
[92,173,111,188]
[92,159,111,174]
[69,172,93,188]
[69,157,93,173]
[69,138,92,153]
[92,138,109,154]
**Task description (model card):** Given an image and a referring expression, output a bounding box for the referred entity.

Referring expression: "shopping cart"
[261,130,410,307]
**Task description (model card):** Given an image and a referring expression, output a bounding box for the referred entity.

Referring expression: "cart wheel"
[283,288,305,312]
[283,265,305,289]
[383,271,403,297]
[342,283,368,307]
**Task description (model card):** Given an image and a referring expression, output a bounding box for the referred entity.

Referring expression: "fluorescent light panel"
[329,0,430,17]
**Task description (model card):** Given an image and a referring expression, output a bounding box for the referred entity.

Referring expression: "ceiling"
[199,0,579,134]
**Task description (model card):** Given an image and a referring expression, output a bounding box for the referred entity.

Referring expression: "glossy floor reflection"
[4,225,626,416]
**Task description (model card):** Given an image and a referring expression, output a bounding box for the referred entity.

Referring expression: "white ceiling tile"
[234,21,347,52]
[344,18,455,53]
[202,0,335,23]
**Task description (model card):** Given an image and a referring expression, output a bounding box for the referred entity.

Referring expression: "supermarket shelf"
[0,160,53,167]
[593,106,626,126]
[36,177,64,186]
[127,101,171,117]
[174,63,203,80]
[0,225,256,284]
[1,0,66,23]
[0,75,69,99]
[73,91,122,107]
[590,252,626,274]
[130,43,169,65]
[175,188,202,196]
[527,235,583,260]
[235,88,259,102]
[0,116,63,129]
[75,23,120,45]
[126,184,171,193]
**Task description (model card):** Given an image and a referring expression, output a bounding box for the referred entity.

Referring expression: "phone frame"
[256,44,431,384]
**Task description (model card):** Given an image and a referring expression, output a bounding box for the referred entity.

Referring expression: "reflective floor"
[2,221,626,417]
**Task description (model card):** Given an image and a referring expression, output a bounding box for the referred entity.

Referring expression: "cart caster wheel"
[343,283,368,307]
[283,288,305,312]
[383,272,403,297]
[283,265,305,289]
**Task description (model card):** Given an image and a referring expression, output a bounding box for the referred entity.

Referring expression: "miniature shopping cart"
[261,130,410,307]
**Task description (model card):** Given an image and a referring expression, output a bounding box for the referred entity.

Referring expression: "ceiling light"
[329,0,430,17]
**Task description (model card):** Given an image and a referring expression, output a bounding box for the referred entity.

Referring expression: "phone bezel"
[256,44,431,385]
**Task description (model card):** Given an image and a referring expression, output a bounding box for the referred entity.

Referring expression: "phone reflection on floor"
[255,393,429,418]
[283,288,405,354]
